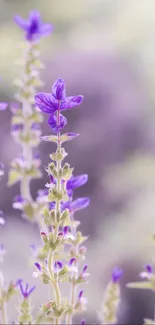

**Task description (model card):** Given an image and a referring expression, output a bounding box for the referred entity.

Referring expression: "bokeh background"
[1,0,155,323]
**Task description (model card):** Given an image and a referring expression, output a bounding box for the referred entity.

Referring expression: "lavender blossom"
[34,78,89,324]
[112,267,123,283]
[35,78,83,133]
[17,279,35,299]
[10,10,52,227]
[14,10,53,41]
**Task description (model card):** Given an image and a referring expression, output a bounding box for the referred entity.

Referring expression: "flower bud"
[40,230,48,243]
[62,163,74,181]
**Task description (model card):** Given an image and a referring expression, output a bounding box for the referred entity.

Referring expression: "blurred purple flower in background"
[112,267,123,283]
[16,279,35,299]
[14,10,53,41]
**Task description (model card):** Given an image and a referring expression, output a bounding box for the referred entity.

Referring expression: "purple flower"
[13,195,26,210]
[33,262,42,278]
[52,78,66,100]
[0,103,7,111]
[140,264,153,279]
[69,257,77,266]
[34,262,41,272]
[54,261,63,273]
[14,10,53,41]
[66,174,88,196]
[112,267,123,283]
[48,114,67,132]
[69,197,90,213]
[145,264,152,274]
[16,279,35,299]
[34,78,83,115]
[49,197,90,214]
[81,320,86,325]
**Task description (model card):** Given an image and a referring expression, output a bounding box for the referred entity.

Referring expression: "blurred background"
[1,0,155,323]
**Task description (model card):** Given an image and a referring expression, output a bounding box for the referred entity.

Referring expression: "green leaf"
[7,169,21,186]
[127,281,153,290]
[41,133,79,143]
[60,133,79,143]
[41,135,58,142]
[144,318,155,325]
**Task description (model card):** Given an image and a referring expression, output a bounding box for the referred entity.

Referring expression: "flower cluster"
[99,268,123,325]
[28,78,90,324]
[8,11,52,226]
[0,9,126,325]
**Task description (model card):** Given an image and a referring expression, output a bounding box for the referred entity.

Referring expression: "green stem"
[0,271,8,325]
[1,300,8,325]
[66,282,76,325]
[48,249,61,325]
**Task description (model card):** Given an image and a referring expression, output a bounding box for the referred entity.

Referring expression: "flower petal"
[28,285,36,296]
[71,198,90,212]
[48,114,67,132]
[35,93,58,114]
[40,23,53,36]
[67,174,88,191]
[61,95,84,110]
[52,78,66,100]
[14,15,29,31]
[29,10,40,21]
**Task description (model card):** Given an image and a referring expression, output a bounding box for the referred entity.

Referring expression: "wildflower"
[77,290,88,310]
[66,174,88,197]
[12,195,27,210]
[14,10,53,41]
[139,264,153,279]
[54,261,63,273]
[35,78,83,132]
[112,267,123,283]
[16,279,35,299]
[99,267,122,324]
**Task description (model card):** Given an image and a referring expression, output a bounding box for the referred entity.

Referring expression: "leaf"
[41,135,58,143]
[126,281,153,290]
[60,133,79,143]
[144,318,155,325]
[7,169,21,186]
[23,203,35,221]
[41,133,79,143]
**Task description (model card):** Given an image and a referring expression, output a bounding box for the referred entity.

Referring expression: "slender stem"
[66,282,76,325]
[48,249,61,325]
[1,300,7,325]
[0,271,8,325]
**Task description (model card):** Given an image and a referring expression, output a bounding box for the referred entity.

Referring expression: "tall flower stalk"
[0,99,18,325]
[99,268,123,325]
[8,11,52,227]
[33,78,90,325]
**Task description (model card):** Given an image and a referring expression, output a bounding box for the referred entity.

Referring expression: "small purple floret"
[145,264,152,274]
[16,279,35,299]
[48,114,67,132]
[14,10,53,41]
[34,78,83,120]
[69,257,76,266]
[34,262,41,272]
[112,267,123,283]
[78,290,84,299]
